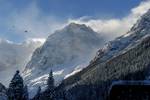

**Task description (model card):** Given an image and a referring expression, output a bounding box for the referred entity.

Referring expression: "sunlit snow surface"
[24,63,88,98]
[64,64,84,79]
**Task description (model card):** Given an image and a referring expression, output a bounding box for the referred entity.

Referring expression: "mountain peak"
[23,22,104,92]
[130,9,150,33]
[64,22,93,33]
[143,9,150,17]
[67,22,86,28]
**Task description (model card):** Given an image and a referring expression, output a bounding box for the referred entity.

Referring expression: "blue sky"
[0,0,149,42]
[36,0,141,18]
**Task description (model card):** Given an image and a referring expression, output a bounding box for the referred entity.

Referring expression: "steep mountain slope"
[0,39,44,86]
[62,35,150,100]
[91,9,150,64]
[23,23,105,92]
[61,10,150,100]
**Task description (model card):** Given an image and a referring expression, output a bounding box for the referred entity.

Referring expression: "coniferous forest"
[3,70,64,100]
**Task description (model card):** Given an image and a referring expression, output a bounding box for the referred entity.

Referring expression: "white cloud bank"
[7,2,66,40]
[69,0,150,40]
[6,0,150,41]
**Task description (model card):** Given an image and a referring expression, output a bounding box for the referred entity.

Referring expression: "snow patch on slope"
[64,64,86,79]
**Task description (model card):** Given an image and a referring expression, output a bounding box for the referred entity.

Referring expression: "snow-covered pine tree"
[7,70,24,100]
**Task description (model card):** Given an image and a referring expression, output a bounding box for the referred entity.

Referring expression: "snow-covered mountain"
[0,39,45,86]
[91,9,150,65]
[23,23,106,92]
[60,9,150,100]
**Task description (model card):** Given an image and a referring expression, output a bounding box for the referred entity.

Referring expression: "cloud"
[6,2,66,40]
[26,38,46,44]
[69,0,150,40]
[4,0,150,42]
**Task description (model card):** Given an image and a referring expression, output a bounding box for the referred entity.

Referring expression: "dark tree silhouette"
[7,70,28,100]
[23,85,29,100]
[32,86,41,100]
[47,70,55,91]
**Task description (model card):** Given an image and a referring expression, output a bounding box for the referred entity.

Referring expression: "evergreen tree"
[62,90,67,100]
[46,70,55,100]
[33,70,56,100]
[7,70,24,100]
[47,70,54,91]
[36,86,41,97]
[32,86,41,100]
[22,85,29,100]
